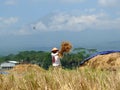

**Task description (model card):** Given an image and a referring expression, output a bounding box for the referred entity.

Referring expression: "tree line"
[0,48,97,69]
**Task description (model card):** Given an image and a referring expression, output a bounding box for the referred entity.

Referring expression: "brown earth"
[81,53,120,71]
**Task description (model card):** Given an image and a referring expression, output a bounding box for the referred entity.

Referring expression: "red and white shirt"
[51,52,61,66]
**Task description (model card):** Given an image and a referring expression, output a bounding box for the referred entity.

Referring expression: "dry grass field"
[83,53,120,71]
[0,64,120,90]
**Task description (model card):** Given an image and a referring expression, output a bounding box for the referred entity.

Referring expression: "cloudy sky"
[0,0,120,55]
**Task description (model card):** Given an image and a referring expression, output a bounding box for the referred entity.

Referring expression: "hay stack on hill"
[9,64,46,74]
[82,53,120,71]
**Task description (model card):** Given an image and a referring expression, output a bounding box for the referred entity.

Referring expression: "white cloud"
[33,22,47,31]
[5,0,18,5]
[0,17,18,30]
[0,17,18,35]
[30,0,85,4]
[16,28,31,35]
[0,17,18,26]
[84,8,96,13]
[98,0,120,7]
[60,0,85,3]
[10,12,120,35]
[30,13,120,32]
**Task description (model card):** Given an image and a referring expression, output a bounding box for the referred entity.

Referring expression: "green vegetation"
[0,48,97,69]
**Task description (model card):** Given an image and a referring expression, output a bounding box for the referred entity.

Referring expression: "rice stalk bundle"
[59,41,72,57]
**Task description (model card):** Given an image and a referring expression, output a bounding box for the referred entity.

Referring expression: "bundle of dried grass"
[82,53,120,71]
[59,41,72,57]
[9,64,46,74]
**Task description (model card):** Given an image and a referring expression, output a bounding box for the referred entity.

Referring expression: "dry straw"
[59,41,72,57]
[83,53,120,71]
[9,64,46,74]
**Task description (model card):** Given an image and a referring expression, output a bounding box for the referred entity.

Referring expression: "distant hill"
[0,40,120,56]
[0,46,52,56]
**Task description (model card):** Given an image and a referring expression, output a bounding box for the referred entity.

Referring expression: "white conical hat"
[51,47,58,51]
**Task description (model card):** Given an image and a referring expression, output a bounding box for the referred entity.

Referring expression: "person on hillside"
[51,47,61,67]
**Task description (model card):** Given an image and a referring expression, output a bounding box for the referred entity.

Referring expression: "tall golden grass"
[0,64,120,90]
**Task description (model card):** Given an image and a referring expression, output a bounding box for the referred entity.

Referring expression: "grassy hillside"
[0,64,120,90]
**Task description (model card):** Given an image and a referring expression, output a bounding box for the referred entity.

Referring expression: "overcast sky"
[0,0,120,54]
